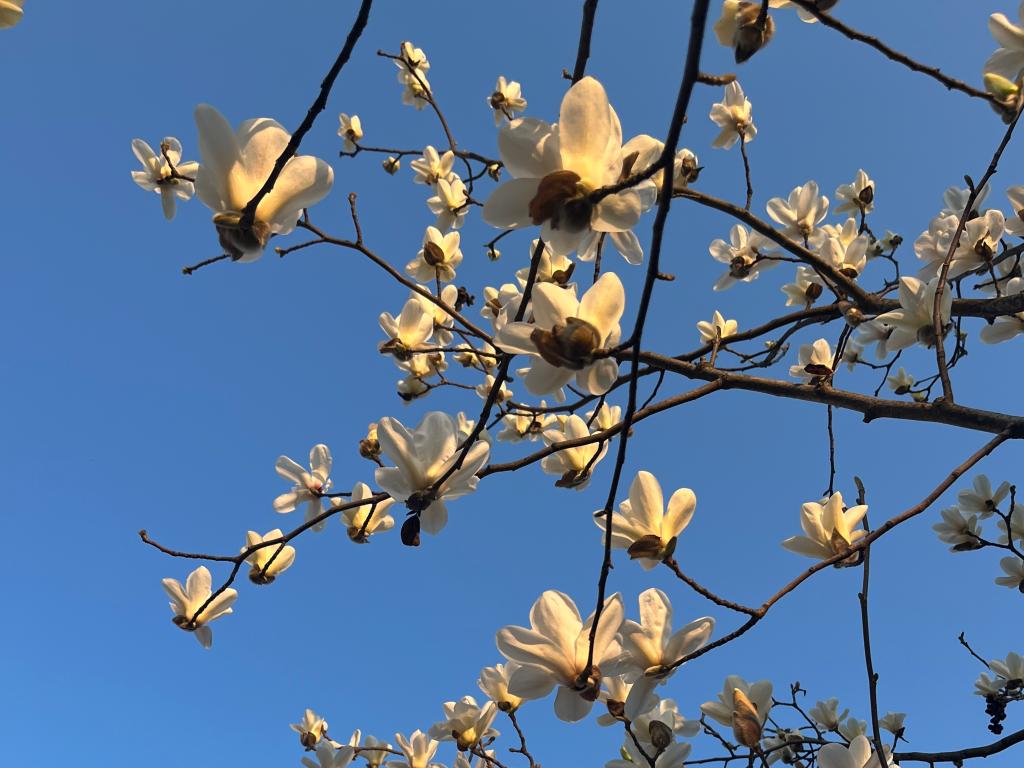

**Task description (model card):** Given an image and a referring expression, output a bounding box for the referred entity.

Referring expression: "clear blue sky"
[3,1,1022,766]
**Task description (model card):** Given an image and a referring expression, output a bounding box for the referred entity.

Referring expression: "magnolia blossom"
[338,482,395,542]
[767,181,829,245]
[337,113,363,153]
[374,411,489,535]
[496,590,624,722]
[161,566,237,649]
[789,338,834,382]
[482,77,648,257]
[819,735,898,768]
[820,218,870,278]
[981,277,1024,343]
[193,104,333,262]
[709,81,756,149]
[709,224,776,290]
[701,675,773,730]
[618,588,714,718]
[782,266,825,307]
[274,445,332,526]
[608,738,691,768]
[942,210,1005,279]
[130,137,198,220]
[515,239,575,287]
[942,183,990,217]
[427,175,469,230]
[489,76,527,123]
[986,3,1024,80]
[497,405,555,443]
[998,504,1024,545]
[291,708,331,749]
[0,0,23,28]
[301,742,354,768]
[411,146,455,186]
[406,226,463,283]
[395,41,432,109]
[540,414,608,489]
[242,529,296,584]
[697,311,738,344]
[871,277,951,351]
[809,698,849,730]
[886,367,915,395]
[478,662,524,712]
[958,474,1011,518]
[713,1,776,62]
[835,169,875,216]
[428,696,498,750]
[351,734,392,768]
[496,272,624,398]
[990,651,1024,683]
[781,491,867,563]
[594,470,696,569]
[995,556,1024,590]
[880,712,907,736]
[391,730,442,768]
[597,675,657,726]
[379,296,435,359]
[913,213,959,276]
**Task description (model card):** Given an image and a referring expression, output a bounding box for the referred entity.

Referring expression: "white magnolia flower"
[352,735,392,768]
[406,226,463,283]
[475,374,513,404]
[496,590,624,722]
[608,739,691,768]
[338,481,395,542]
[586,402,622,431]
[886,367,916,395]
[338,113,363,153]
[976,671,1005,696]
[489,76,527,124]
[763,729,805,765]
[594,470,696,569]
[709,224,777,290]
[701,675,773,729]
[193,104,333,262]
[789,338,834,382]
[838,718,868,743]
[390,730,442,768]
[428,696,499,750]
[1006,185,1024,236]
[913,213,959,277]
[478,662,524,712]
[618,588,714,718]
[767,181,829,245]
[0,0,23,28]
[819,735,898,768]
[242,529,296,584]
[932,507,982,551]
[395,41,432,109]
[496,272,624,397]
[942,183,990,217]
[781,491,867,563]
[709,81,757,149]
[274,445,332,527]
[995,556,1024,590]
[809,698,849,730]
[880,712,907,735]
[980,277,1024,343]
[713,0,776,62]
[515,239,575,287]
[482,76,648,257]
[940,210,1005,279]
[302,743,355,768]
[835,169,875,216]
[697,310,738,343]
[873,277,951,351]
[990,651,1024,682]
[632,696,701,740]
[380,296,435,359]
[998,504,1024,545]
[374,412,489,535]
[411,145,455,186]
[820,218,871,278]
[161,566,237,649]
[540,414,608,489]
[597,675,656,726]
[986,4,1024,81]
[958,474,1011,518]
[291,708,331,749]
[410,284,459,347]
[130,137,198,220]
[782,266,825,307]
[498,405,555,443]
[427,175,469,231]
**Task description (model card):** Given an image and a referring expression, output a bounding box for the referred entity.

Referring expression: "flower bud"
[400,514,421,547]
[733,3,775,63]
[731,688,763,748]
[382,156,401,175]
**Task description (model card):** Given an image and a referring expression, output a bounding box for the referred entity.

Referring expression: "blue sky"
[3,1,1023,765]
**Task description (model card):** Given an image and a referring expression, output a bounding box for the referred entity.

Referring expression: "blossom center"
[528,170,592,233]
[530,316,601,370]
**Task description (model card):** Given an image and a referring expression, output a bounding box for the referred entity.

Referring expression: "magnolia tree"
[31,0,1024,765]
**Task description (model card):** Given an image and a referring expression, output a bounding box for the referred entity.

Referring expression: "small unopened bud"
[382,156,400,175]
[844,307,865,327]
[649,721,674,752]
[487,245,501,261]
[805,282,823,302]
[359,437,381,461]
[731,688,763,748]
[487,163,502,181]
[400,514,421,547]
[985,72,1021,101]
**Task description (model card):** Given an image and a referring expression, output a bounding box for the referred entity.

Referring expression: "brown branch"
[239,0,373,231]
[571,0,600,83]
[663,557,758,615]
[896,728,1024,763]
[787,0,995,104]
